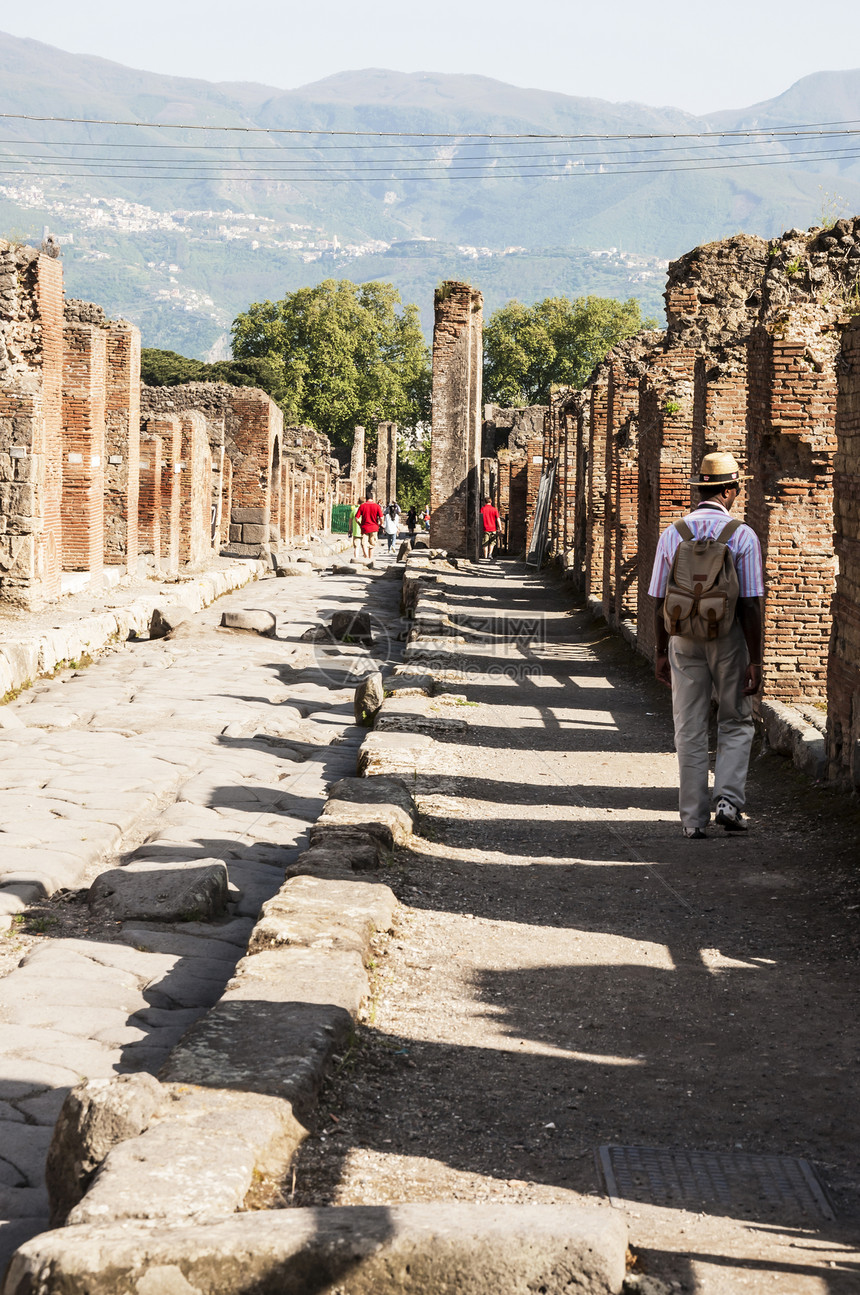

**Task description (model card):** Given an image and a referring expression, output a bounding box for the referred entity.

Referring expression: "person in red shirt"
[480,496,501,559]
[355,490,383,559]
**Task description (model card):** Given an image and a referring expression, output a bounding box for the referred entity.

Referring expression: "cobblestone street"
[0,555,403,1274]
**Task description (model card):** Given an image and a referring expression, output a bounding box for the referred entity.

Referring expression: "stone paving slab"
[2,1204,627,1295]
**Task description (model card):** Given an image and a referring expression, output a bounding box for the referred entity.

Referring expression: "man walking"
[355,490,382,561]
[648,451,764,839]
[480,495,501,560]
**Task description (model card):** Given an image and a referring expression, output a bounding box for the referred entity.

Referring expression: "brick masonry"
[61,320,106,576]
[430,281,483,556]
[376,421,398,505]
[494,218,860,787]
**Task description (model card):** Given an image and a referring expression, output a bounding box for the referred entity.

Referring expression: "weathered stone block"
[149,604,193,639]
[220,609,277,636]
[46,1074,163,1224]
[3,1203,627,1295]
[354,670,384,724]
[87,861,228,923]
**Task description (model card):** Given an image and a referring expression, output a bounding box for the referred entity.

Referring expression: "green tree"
[231,279,431,456]
[397,440,431,511]
[483,295,654,407]
[141,349,286,403]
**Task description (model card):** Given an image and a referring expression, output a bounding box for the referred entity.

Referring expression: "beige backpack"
[663,518,742,640]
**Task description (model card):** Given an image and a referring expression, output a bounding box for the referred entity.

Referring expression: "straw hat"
[688,451,751,486]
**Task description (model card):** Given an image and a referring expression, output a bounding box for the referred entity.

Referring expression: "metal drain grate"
[598,1145,834,1222]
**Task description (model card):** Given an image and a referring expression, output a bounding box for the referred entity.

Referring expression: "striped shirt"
[648,502,764,600]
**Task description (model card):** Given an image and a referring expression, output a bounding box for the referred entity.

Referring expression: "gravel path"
[294,558,860,1295]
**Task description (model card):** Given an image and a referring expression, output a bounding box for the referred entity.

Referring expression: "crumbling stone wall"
[430,281,483,556]
[0,241,64,607]
[141,386,340,556]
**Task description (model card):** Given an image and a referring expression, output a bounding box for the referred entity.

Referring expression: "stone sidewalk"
[0,549,404,1273]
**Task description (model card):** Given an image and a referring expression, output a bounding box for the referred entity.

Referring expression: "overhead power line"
[4,108,860,142]
[1,110,860,185]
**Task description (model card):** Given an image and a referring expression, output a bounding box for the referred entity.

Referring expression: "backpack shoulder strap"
[716,519,743,543]
[673,520,693,541]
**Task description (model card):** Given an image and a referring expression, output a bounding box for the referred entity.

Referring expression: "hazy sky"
[3,0,858,115]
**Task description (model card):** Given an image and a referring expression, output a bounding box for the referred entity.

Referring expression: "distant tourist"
[383,502,399,552]
[480,495,501,560]
[355,490,382,560]
[406,505,418,548]
[349,499,361,558]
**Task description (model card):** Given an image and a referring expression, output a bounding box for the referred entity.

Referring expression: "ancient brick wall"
[430,281,483,556]
[747,311,838,702]
[138,426,163,561]
[829,317,860,784]
[103,319,140,572]
[177,412,213,566]
[61,320,106,575]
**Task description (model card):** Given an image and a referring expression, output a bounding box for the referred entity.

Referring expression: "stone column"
[156,416,181,573]
[586,367,609,601]
[61,320,106,579]
[430,282,483,556]
[104,320,141,572]
[177,411,213,567]
[376,421,398,504]
[138,426,163,561]
[350,425,366,500]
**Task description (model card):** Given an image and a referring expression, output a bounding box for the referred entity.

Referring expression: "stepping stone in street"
[87,860,228,923]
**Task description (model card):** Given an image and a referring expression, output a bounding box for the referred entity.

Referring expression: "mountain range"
[2,32,860,357]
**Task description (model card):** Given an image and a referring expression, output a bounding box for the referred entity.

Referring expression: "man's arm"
[736,596,763,695]
[653,597,671,688]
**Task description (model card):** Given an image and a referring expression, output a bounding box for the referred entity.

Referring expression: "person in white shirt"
[648,451,764,839]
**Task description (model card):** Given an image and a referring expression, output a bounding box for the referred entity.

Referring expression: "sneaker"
[714,797,748,832]
[682,826,708,839]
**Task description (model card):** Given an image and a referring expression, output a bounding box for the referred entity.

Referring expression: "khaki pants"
[668,623,753,830]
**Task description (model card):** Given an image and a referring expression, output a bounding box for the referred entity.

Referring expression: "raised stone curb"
[3,1203,627,1295]
[248,874,397,957]
[375,694,469,736]
[357,730,433,777]
[310,775,418,849]
[760,698,827,780]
